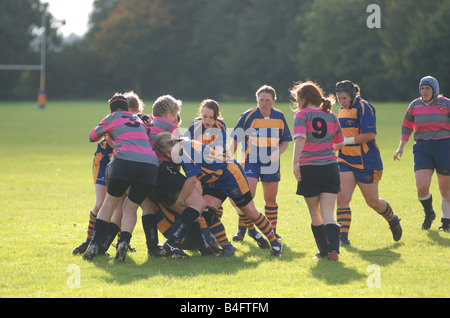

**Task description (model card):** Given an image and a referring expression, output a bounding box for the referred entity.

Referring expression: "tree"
[294,0,387,100]
[380,0,450,99]
[91,0,172,95]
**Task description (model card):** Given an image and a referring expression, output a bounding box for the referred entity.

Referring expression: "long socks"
[171,207,200,244]
[419,193,434,214]
[311,223,340,256]
[85,210,97,243]
[251,212,280,248]
[336,208,351,242]
[378,202,395,222]
[237,205,277,237]
[142,214,158,252]
[311,224,328,256]
[100,222,120,253]
[265,204,278,234]
[203,207,233,250]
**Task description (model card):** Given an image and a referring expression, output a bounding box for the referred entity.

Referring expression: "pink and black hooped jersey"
[147,117,180,161]
[293,107,344,166]
[89,110,158,165]
[401,96,450,142]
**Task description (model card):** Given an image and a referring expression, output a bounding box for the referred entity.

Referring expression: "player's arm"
[393,139,408,161]
[343,132,376,145]
[292,137,305,181]
[176,175,197,207]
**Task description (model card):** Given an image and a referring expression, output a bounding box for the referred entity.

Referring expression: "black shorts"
[296,163,340,197]
[106,157,158,185]
[148,161,186,206]
[108,179,154,205]
[105,158,158,205]
[202,187,253,208]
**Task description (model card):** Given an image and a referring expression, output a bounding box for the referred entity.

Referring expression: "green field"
[0,99,448,299]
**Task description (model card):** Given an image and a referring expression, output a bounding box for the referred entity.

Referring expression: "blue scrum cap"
[419,76,439,98]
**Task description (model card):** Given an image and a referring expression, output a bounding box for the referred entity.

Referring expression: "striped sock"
[86,211,97,242]
[208,218,233,249]
[378,202,394,222]
[253,212,277,245]
[237,217,248,235]
[336,208,351,241]
[216,206,224,219]
[265,204,278,233]
[236,211,258,236]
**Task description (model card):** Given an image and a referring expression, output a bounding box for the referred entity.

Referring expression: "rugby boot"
[72,241,89,255]
[328,251,339,261]
[148,245,170,257]
[113,241,128,263]
[82,242,99,260]
[422,210,436,230]
[163,240,189,259]
[439,218,450,232]
[217,247,236,258]
[270,241,283,257]
[389,217,403,241]
[232,230,245,241]
[249,232,271,249]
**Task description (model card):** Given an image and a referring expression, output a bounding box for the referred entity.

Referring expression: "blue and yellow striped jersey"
[336,98,382,170]
[178,140,228,184]
[231,107,292,164]
[185,118,227,154]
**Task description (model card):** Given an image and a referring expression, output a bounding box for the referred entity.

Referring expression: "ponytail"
[321,96,335,113]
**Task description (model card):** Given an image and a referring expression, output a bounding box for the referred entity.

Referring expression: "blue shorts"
[338,163,382,184]
[413,139,450,175]
[243,162,280,182]
[92,151,111,185]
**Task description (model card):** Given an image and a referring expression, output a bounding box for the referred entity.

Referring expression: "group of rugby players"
[73,76,450,263]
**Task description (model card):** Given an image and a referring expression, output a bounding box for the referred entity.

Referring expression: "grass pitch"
[0,99,448,299]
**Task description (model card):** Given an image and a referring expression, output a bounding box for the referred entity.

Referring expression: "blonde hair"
[153,132,186,157]
[256,85,277,101]
[152,95,182,117]
[124,90,144,114]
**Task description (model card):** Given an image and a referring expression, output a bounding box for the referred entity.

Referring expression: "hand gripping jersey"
[89,110,158,165]
[231,107,292,165]
[293,107,344,166]
[401,96,450,142]
[336,98,382,170]
[185,118,227,153]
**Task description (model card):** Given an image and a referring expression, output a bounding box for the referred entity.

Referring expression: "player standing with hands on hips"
[394,76,450,232]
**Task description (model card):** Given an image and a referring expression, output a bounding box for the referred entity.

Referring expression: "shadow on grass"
[310,259,366,285]
[342,242,403,267]
[309,243,403,286]
[84,240,304,285]
[427,229,450,247]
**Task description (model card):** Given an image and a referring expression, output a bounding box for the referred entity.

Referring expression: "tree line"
[1,0,449,102]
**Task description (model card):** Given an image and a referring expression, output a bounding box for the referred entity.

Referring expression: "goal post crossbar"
[0,65,42,71]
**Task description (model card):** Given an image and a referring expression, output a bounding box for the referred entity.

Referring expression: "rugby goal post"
[0,4,47,108]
